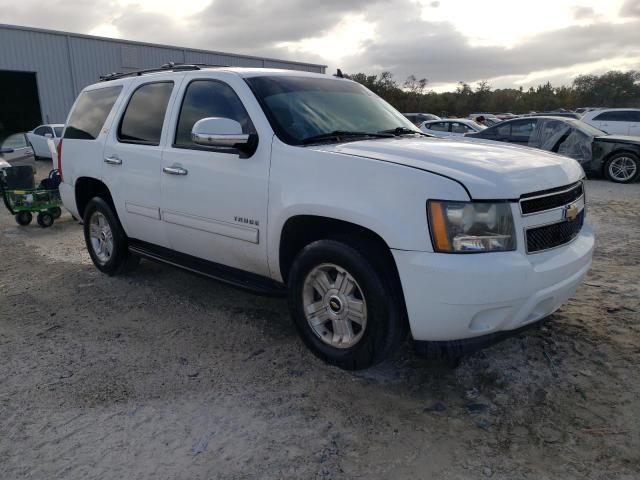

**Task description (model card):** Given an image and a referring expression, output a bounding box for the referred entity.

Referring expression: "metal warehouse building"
[0,23,326,134]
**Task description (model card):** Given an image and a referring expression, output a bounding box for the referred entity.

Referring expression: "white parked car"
[419,119,486,137]
[0,133,36,172]
[26,124,64,159]
[581,108,640,136]
[58,65,594,370]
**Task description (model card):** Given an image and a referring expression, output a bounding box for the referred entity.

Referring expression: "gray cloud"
[0,0,638,89]
[339,1,640,85]
[571,6,595,19]
[620,0,640,17]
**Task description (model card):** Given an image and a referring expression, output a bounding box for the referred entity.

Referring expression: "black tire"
[83,197,140,275]
[287,239,407,370]
[49,206,62,219]
[604,152,639,183]
[15,211,32,226]
[36,211,54,228]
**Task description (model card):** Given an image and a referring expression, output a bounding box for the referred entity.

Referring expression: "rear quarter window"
[64,86,122,140]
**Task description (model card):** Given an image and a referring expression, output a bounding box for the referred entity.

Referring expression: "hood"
[595,134,640,146]
[312,137,584,199]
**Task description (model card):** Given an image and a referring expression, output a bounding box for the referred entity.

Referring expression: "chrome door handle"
[163,166,188,176]
[104,156,122,165]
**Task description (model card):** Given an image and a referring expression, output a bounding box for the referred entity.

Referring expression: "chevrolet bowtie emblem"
[564,203,579,221]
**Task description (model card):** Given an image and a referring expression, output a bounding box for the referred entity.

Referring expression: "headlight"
[427,200,516,253]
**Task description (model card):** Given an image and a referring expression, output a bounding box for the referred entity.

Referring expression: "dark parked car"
[466,116,640,183]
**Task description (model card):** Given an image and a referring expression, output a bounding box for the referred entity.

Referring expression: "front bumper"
[393,225,594,342]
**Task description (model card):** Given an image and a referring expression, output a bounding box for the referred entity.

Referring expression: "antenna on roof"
[335,68,344,78]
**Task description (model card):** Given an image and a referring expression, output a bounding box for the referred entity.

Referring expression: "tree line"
[345,70,640,117]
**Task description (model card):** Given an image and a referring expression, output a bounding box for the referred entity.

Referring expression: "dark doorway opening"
[0,70,42,139]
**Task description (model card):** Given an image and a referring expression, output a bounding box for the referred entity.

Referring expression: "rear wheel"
[15,211,32,226]
[287,239,406,370]
[36,211,54,228]
[83,197,140,275]
[604,153,639,183]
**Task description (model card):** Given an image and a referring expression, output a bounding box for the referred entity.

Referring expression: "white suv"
[581,108,640,136]
[58,65,594,370]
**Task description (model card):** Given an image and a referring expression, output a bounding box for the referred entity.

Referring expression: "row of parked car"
[404,108,640,183]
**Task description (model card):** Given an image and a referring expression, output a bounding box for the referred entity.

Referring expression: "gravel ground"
[1,160,638,479]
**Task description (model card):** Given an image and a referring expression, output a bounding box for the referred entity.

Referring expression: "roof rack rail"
[99,62,230,82]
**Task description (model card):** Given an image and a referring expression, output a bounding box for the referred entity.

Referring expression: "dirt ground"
[1,160,638,480]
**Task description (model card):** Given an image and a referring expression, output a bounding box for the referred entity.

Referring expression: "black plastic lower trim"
[413,317,547,359]
[128,239,286,296]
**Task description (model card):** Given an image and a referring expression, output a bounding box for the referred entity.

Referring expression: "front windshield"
[245,75,420,145]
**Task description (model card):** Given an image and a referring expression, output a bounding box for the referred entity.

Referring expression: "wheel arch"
[74,176,115,220]
[601,148,640,176]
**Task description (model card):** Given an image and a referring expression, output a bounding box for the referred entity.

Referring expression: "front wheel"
[83,197,140,275]
[604,153,639,183]
[287,239,406,370]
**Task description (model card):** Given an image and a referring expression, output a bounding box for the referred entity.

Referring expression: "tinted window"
[593,110,635,122]
[451,122,470,134]
[428,122,448,132]
[175,80,253,148]
[54,127,64,137]
[33,126,47,136]
[510,120,536,139]
[496,123,511,137]
[119,82,173,145]
[65,86,122,140]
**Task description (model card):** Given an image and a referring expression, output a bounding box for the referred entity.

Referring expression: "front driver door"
[160,76,271,277]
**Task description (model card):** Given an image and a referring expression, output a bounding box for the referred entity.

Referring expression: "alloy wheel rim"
[89,211,114,264]
[609,156,637,181]
[302,263,367,349]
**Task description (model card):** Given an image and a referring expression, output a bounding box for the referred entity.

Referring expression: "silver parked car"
[0,133,36,173]
[26,124,64,159]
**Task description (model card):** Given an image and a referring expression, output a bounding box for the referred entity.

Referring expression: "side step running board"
[128,240,286,297]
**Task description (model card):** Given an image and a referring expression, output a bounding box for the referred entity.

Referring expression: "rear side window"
[64,86,122,140]
[510,120,536,139]
[174,80,253,148]
[428,122,448,132]
[118,82,173,145]
[593,110,635,122]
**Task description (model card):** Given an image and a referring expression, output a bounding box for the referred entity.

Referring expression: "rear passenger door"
[102,77,182,247]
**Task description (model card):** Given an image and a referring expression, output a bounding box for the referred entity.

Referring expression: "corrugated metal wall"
[0,24,326,125]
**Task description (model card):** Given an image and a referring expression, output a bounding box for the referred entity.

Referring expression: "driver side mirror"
[44,133,53,139]
[191,117,257,155]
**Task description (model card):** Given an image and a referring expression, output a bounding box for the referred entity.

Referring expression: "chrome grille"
[520,182,583,215]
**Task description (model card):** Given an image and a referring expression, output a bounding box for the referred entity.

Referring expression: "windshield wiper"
[301,130,393,145]
[379,127,432,137]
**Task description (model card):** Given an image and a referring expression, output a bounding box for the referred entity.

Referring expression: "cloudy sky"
[1,0,639,91]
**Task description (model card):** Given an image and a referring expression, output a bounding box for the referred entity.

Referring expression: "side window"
[65,86,123,140]
[118,82,174,145]
[174,80,254,149]
[496,123,511,137]
[510,120,536,139]
[33,126,47,136]
[43,126,54,137]
[451,122,469,134]
[593,111,633,122]
[428,122,448,132]
[1,133,28,149]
